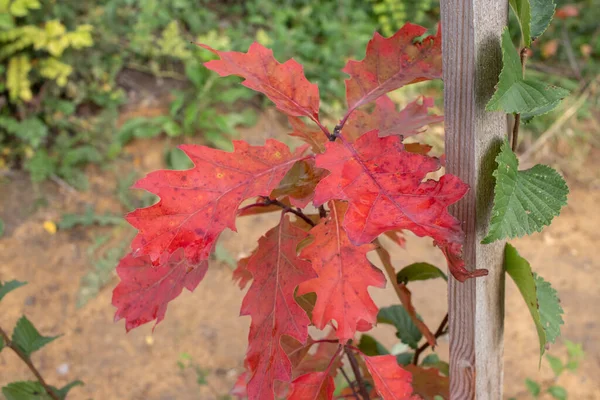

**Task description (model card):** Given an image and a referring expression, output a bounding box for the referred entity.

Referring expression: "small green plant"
[0,280,82,399]
[510,341,584,400]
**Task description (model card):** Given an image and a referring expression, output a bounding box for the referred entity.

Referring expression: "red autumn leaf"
[112,250,208,331]
[404,365,449,400]
[289,116,328,154]
[343,95,443,141]
[241,215,316,400]
[199,42,324,128]
[298,200,386,343]
[293,331,341,377]
[289,371,335,400]
[238,197,293,217]
[232,254,253,290]
[271,159,328,208]
[314,130,486,282]
[363,354,419,400]
[126,140,308,264]
[343,23,442,115]
[231,371,250,400]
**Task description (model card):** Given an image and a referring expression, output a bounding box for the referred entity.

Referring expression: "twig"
[520,82,593,163]
[344,346,370,400]
[412,314,449,365]
[0,326,60,400]
[318,205,327,219]
[262,197,315,227]
[512,48,529,152]
[373,239,404,306]
[339,367,360,399]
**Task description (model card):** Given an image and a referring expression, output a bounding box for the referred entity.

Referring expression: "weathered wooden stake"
[441,1,508,398]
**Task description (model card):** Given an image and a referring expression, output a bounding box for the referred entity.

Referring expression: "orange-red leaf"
[363,355,419,400]
[289,371,335,400]
[289,116,328,154]
[314,130,486,282]
[241,216,316,400]
[343,96,443,141]
[112,250,208,331]
[298,200,386,343]
[271,159,327,208]
[404,365,449,400]
[126,140,308,264]
[343,23,442,114]
[233,254,253,290]
[200,42,322,124]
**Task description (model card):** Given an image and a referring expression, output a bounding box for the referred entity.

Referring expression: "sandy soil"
[1,110,599,400]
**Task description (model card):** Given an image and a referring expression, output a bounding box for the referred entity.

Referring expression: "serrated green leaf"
[525,378,541,397]
[0,280,27,302]
[377,305,422,350]
[395,352,413,365]
[396,262,447,284]
[530,0,556,41]
[545,354,563,376]
[358,334,389,356]
[536,273,564,345]
[55,381,83,399]
[509,0,532,46]
[11,316,59,356]
[505,244,564,359]
[486,29,569,114]
[482,140,568,243]
[548,385,567,400]
[2,381,54,400]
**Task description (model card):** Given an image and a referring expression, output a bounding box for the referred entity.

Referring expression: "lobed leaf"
[289,371,335,400]
[314,130,486,282]
[504,243,564,358]
[240,216,316,400]
[377,305,422,350]
[362,354,418,399]
[486,29,569,116]
[199,42,322,125]
[404,365,450,400]
[126,140,308,264]
[0,280,26,302]
[343,23,442,114]
[297,200,386,343]
[271,160,327,208]
[288,116,328,154]
[482,140,568,243]
[11,316,59,357]
[112,250,208,331]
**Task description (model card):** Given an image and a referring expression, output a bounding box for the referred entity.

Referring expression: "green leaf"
[396,262,447,284]
[0,218,5,237]
[55,381,83,399]
[536,273,564,345]
[530,0,556,41]
[482,140,568,243]
[165,148,193,170]
[395,352,413,365]
[2,381,54,400]
[548,385,567,400]
[509,0,532,46]
[545,354,563,376]
[525,378,541,397]
[505,244,564,358]
[11,316,59,356]
[421,354,450,376]
[0,280,27,302]
[358,334,389,356]
[377,305,422,349]
[564,340,584,371]
[486,29,569,115]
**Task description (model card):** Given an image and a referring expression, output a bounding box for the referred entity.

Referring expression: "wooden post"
[440,1,508,399]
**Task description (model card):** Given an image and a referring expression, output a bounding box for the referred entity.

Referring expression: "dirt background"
[1,102,599,399]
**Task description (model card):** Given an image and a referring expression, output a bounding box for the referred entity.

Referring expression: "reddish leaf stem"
[0,326,60,400]
[345,345,370,400]
[339,367,360,399]
[412,313,449,365]
[241,197,316,227]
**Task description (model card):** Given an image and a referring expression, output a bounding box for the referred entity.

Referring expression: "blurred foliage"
[371,0,438,36]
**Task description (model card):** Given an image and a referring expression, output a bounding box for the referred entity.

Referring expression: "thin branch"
[318,205,327,219]
[412,314,449,365]
[264,197,315,227]
[339,367,359,399]
[512,47,529,152]
[373,239,405,303]
[0,326,60,400]
[345,346,370,400]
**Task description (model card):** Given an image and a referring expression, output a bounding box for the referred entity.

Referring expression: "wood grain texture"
[440,1,508,399]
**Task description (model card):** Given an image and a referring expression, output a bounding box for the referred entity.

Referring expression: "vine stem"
[412,314,449,365]
[0,326,60,400]
[344,346,370,400]
[512,47,529,152]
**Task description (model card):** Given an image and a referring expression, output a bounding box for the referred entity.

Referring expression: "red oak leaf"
[271,159,328,208]
[343,23,442,114]
[126,140,308,264]
[314,130,487,282]
[199,42,323,128]
[298,200,386,343]
[344,95,443,141]
[241,215,316,400]
[289,116,328,154]
[232,254,253,290]
[404,365,449,400]
[289,371,335,400]
[363,354,419,400]
[112,250,208,331]
[231,371,250,400]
